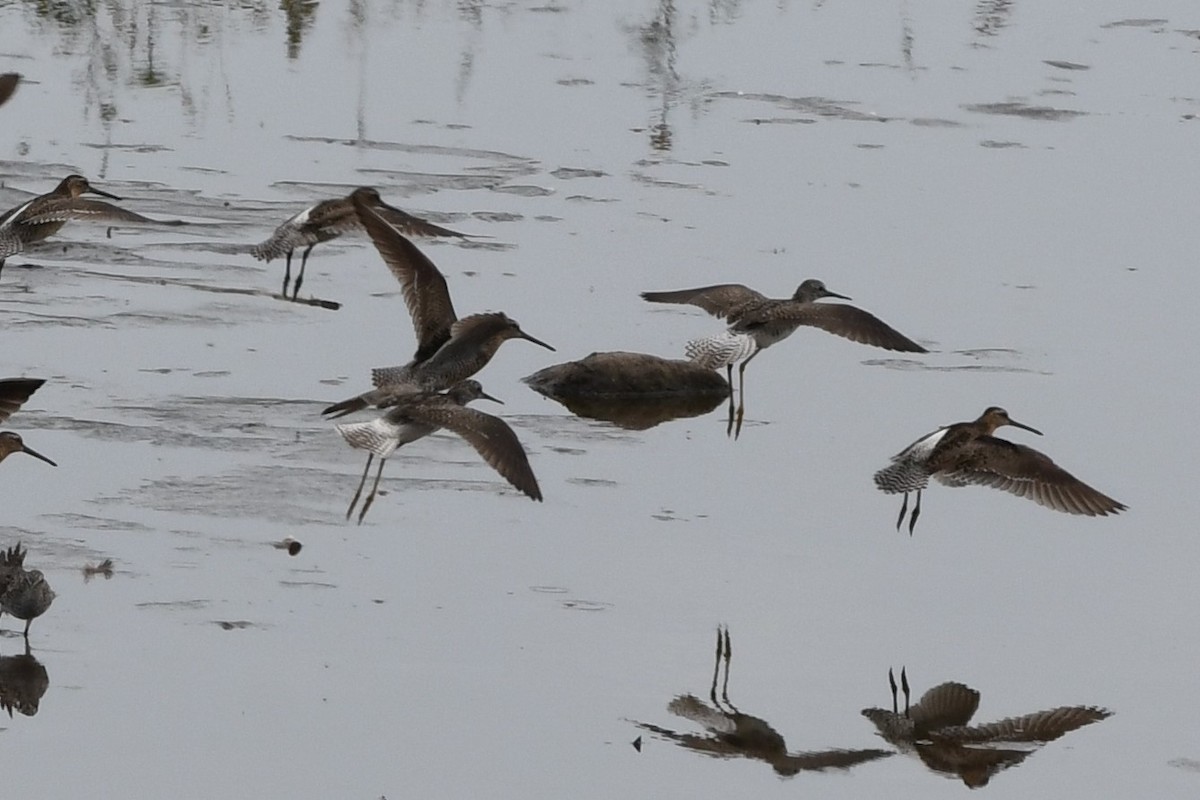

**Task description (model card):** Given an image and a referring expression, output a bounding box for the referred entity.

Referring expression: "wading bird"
[874,406,1125,534]
[335,380,542,523]
[642,280,925,437]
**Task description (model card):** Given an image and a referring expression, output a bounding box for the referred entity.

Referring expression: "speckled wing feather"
[374,204,468,239]
[250,198,356,262]
[930,706,1111,744]
[15,199,164,226]
[667,694,735,733]
[335,415,438,459]
[908,682,981,730]
[778,748,894,772]
[938,438,1126,516]
[401,404,542,501]
[743,303,927,352]
[0,228,21,261]
[641,284,768,320]
[684,330,758,369]
[352,192,457,362]
[0,379,44,425]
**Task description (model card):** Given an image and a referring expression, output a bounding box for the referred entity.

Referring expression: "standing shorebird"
[0,544,55,639]
[641,280,926,437]
[0,379,56,469]
[874,406,1126,534]
[632,627,891,776]
[251,186,470,300]
[0,73,20,109]
[862,668,1112,788]
[336,380,542,523]
[0,175,169,275]
[322,187,553,418]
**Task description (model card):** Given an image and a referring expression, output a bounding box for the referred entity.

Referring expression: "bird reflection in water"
[633,627,891,776]
[861,667,1112,788]
[0,640,49,718]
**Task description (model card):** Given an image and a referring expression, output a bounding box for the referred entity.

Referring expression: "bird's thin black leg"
[908,490,922,536]
[346,454,373,520]
[357,458,386,525]
[292,244,315,300]
[282,251,294,297]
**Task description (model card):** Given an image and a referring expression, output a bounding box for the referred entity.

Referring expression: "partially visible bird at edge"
[874,406,1126,534]
[322,187,553,419]
[641,279,927,438]
[0,378,56,469]
[0,544,55,639]
[336,380,542,524]
[251,186,473,300]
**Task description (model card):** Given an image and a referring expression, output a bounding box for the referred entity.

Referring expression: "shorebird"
[0,544,55,639]
[335,380,542,523]
[322,187,553,418]
[0,73,20,108]
[874,406,1126,534]
[0,378,56,468]
[862,668,1112,788]
[632,627,891,776]
[641,280,926,437]
[251,186,470,299]
[0,175,176,275]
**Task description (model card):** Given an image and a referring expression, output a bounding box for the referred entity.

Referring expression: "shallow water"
[2,1,1200,797]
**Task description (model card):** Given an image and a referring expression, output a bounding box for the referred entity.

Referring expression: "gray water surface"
[1,1,1198,797]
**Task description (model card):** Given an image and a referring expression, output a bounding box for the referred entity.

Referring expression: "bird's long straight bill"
[519,331,555,351]
[21,444,56,466]
[1008,419,1043,436]
[87,185,122,201]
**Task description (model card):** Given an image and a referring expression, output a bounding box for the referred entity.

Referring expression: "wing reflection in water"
[633,627,891,776]
[0,641,50,718]
[861,667,1111,787]
[524,352,729,430]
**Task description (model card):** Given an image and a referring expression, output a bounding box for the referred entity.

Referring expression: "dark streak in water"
[964,102,1086,121]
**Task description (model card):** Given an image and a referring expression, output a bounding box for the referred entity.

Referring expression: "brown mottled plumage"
[642,280,926,437]
[0,175,168,274]
[335,380,542,523]
[874,406,1126,534]
[321,189,552,418]
[0,544,55,639]
[0,379,55,468]
[251,186,469,299]
[633,627,891,776]
[862,668,1112,788]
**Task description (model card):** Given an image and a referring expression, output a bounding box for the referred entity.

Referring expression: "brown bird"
[0,379,56,468]
[862,668,1112,788]
[335,380,542,523]
[322,188,553,419]
[642,280,926,437]
[0,175,172,275]
[0,544,55,639]
[874,406,1126,534]
[633,627,892,776]
[0,73,20,109]
[251,186,470,299]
